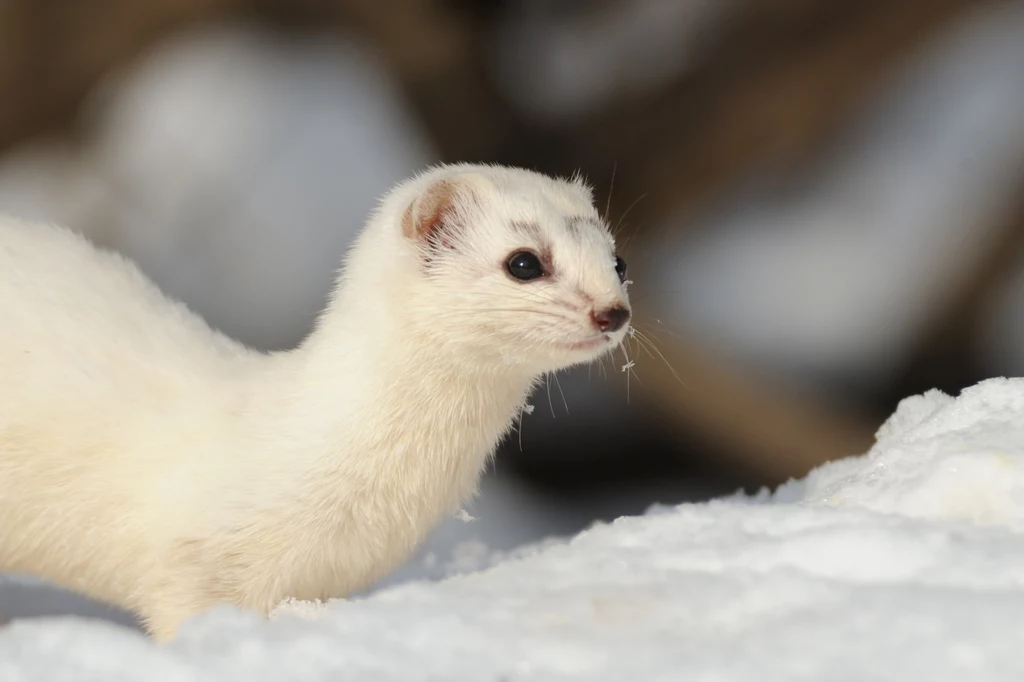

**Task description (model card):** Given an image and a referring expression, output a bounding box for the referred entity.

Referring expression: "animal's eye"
[614,255,627,283]
[507,251,545,281]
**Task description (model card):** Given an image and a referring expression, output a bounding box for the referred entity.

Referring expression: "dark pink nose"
[591,305,631,333]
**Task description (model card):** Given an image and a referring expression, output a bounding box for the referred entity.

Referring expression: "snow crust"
[5,378,1024,680]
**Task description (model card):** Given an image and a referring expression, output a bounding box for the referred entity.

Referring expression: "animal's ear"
[402,177,478,252]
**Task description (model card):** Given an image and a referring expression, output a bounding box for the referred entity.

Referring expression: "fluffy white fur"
[0,163,631,641]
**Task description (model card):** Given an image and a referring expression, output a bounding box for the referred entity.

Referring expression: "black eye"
[614,255,627,283]
[507,251,545,281]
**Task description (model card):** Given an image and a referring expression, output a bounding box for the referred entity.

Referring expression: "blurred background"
[2,0,1024,629]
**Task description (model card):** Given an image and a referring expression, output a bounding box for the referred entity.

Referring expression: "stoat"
[0,163,632,641]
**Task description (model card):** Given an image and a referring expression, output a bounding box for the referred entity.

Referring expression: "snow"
[4,377,1024,679]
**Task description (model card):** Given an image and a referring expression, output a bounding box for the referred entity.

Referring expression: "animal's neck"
[249,287,535,517]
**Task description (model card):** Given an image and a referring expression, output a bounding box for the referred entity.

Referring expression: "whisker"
[629,328,657,362]
[451,293,586,315]
[631,326,688,389]
[618,228,642,254]
[450,288,570,307]
[620,342,631,405]
[615,287,691,306]
[435,307,578,324]
[553,373,569,415]
[639,320,682,344]
[516,405,525,451]
[604,161,617,224]
[618,337,642,400]
[613,192,648,238]
[545,373,556,419]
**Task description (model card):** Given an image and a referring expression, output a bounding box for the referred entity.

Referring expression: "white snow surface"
[5,377,1024,680]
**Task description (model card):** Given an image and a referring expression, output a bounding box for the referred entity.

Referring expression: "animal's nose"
[591,305,631,333]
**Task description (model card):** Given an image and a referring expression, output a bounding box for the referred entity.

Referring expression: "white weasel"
[0,163,632,641]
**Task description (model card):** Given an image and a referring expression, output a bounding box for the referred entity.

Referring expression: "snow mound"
[775,378,1024,528]
[4,379,1024,680]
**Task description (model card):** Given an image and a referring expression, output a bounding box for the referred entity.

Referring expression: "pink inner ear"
[402,179,461,248]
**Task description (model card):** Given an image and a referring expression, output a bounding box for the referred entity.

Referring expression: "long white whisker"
[617,339,640,404]
[613,192,648,237]
[604,161,617,223]
[516,405,525,451]
[455,288,577,309]
[630,329,657,362]
[545,373,556,419]
[632,325,687,388]
[553,373,569,415]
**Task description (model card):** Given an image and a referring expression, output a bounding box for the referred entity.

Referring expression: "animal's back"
[0,216,253,405]
[0,216,252,604]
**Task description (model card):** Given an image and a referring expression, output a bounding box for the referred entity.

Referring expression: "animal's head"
[395,164,631,375]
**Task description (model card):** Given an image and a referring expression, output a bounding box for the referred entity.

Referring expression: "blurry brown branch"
[893,184,1024,395]
[0,0,238,152]
[629,307,879,483]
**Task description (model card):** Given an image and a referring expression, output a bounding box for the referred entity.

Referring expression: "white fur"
[0,163,630,640]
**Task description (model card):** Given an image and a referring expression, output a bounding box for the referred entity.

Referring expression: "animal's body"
[0,163,631,640]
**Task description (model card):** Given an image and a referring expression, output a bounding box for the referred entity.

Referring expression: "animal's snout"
[591,305,631,333]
